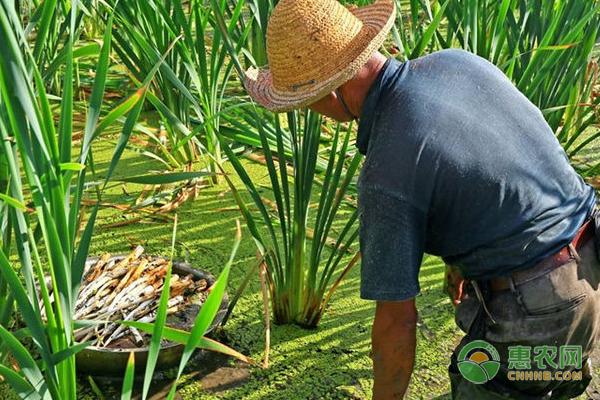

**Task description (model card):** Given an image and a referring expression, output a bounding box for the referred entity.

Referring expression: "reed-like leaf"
[122,322,252,364]
[119,171,213,184]
[142,214,178,400]
[121,352,135,400]
[165,220,242,399]
[221,109,361,327]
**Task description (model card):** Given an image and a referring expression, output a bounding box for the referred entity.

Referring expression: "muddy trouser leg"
[448,240,600,400]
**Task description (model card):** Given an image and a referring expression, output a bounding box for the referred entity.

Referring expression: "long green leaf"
[166,221,242,399]
[142,214,178,400]
[119,171,212,185]
[0,194,27,211]
[121,321,252,364]
[49,341,92,365]
[121,352,135,400]
[0,325,47,398]
[103,37,182,188]
[0,364,39,400]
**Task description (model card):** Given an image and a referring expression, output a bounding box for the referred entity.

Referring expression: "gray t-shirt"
[358,49,596,301]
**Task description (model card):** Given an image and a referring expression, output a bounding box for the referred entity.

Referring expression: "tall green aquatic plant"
[18,0,93,91]
[392,0,450,59]
[109,0,249,180]
[238,0,274,67]
[0,1,153,397]
[0,146,13,345]
[222,109,361,327]
[1,4,249,396]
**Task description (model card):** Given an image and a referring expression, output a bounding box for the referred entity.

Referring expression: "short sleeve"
[358,185,426,301]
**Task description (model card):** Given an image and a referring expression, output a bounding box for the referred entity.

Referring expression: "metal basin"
[75,256,228,376]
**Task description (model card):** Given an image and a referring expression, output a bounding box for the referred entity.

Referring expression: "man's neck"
[339,52,388,118]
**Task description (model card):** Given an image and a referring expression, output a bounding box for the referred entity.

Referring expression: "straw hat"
[245,0,396,112]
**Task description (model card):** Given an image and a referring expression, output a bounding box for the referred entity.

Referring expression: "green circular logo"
[457,340,501,384]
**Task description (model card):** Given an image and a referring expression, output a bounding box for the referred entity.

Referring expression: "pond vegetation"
[0,0,598,398]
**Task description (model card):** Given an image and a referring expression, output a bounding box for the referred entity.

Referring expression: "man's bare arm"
[372,299,418,399]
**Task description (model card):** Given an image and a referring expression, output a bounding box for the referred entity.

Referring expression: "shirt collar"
[356,58,401,155]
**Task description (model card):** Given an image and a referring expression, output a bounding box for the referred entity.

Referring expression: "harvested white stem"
[130,327,144,346]
[83,292,155,321]
[103,298,156,346]
[71,246,209,348]
[168,295,184,308]
[104,278,152,313]
[107,246,144,273]
[76,275,112,308]
[85,253,112,283]
[102,259,148,307]
[75,278,119,319]
[77,257,116,305]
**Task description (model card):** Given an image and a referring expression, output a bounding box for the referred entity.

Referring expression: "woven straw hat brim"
[245,0,396,112]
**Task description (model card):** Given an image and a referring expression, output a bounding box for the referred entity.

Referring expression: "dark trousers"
[449,239,600,399]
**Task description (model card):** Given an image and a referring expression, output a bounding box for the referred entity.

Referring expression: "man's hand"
[371,299,417,400]
[444,265,466,307]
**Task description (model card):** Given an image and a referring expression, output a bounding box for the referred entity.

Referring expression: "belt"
[488,220,594,292]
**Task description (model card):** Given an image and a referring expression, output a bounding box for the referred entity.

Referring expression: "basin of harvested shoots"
[54,246,227,376]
